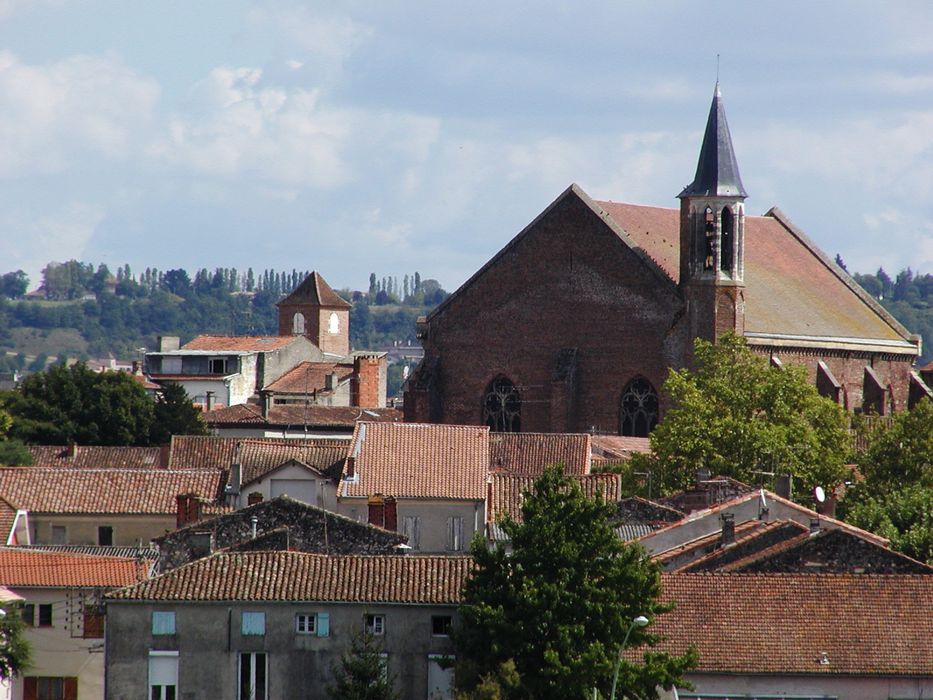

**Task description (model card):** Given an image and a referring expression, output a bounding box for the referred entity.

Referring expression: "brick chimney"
[720,512,735,547]
[67,443,78,460]
[353,354,383,408]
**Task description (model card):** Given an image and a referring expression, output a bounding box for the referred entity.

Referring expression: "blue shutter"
[152,611,176,635]
[316,613,329,637]
[241,612,265,635]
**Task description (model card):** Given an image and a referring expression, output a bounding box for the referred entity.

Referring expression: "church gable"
[426,184,679,332]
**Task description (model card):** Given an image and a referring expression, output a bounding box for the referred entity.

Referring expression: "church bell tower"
[678,82,747,344]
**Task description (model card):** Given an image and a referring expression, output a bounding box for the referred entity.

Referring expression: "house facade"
[105,552,468,700]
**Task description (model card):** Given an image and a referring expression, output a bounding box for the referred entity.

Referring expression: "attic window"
[209,358,227,374]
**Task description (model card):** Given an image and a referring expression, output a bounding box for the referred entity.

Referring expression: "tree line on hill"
[0,261,448,372]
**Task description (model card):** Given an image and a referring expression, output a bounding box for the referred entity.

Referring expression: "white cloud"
[0,51,158,177]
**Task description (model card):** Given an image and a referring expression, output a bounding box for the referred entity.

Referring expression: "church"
[404,85,931,435]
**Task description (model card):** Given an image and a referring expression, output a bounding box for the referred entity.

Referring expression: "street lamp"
[609,615,649,700]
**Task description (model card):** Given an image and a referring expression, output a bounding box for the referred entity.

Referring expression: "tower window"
[720,207,734,272]
[292,312,305,335]
[620,378,659,437]
[703,207,715,271]
[328,312,340,334]
[482,376,521,433]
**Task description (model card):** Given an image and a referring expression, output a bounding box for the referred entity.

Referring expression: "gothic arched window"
[720,206,734,273]
[483,376,521,433]
[703,207,715,270]
[620,378,659,437]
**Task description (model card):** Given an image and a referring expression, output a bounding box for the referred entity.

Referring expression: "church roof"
[596,199,914,350]
[277,271,351,309]
[679,83,747,198]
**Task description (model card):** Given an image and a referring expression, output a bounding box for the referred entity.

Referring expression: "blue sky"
[2,1,932,292]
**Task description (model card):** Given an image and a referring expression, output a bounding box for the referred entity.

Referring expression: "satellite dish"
[813,486,826,504]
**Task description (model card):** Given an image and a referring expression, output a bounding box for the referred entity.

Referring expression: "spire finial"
[715,55,721,95]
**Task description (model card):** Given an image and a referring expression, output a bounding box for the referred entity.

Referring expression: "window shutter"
[63,677,78,700]
[23,677,37,700]
[316,612,329,637]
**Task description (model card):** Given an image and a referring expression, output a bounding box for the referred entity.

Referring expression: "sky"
[1,1,932,293]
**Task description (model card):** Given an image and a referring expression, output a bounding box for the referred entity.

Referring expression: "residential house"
[145,334,321,409]
[259,352,389,410]
[338,423,489,553]
[0,548,149,700]
[105,552,469,700]
[0,468,228,547]
[656,573,933,699]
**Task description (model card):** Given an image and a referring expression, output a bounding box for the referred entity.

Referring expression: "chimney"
[353,355,383,408]
[159,443,171,468]
[247,491,263,506]
[261,391,271,418]
[67,443,78,460]
[384,496,398,532]
[720,512,735,547]
[809,517,821,535]
[325,372,338,391]
[132,360,142,375]
[696,467,711,486]
[775,474,793,500]
[205,391,214,411]
[345,457,355,480]
[176,494,202,528]
[158,336,180,352]
[230,462,242,495]
[368,494,385,528]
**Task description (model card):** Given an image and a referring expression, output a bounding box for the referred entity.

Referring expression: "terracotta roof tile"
[590,436,651,462]
[239,442,349,485]
[0,548,148,588]
[276,271,352,309]
[488,472,621,524]
[596,201,909,343]
[181,335,299,352]
[655,573,933,675]
[488,433,591,475]
[107,551,470,603]
[168,435,240,469]
[201,404,403,429]
[27,445,163,469]
[0,468,227,515]
[342,423,488,500]
[264,361,354,394]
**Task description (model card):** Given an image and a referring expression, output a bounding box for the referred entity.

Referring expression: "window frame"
[148,650,179,700]
[365,613,385,636]
[37,603,52,627]
[238,651,267,700]
[295,613,316,635]
[97,525,114,546]
[431,615,453,637]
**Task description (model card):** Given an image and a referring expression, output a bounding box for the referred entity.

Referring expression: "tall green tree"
[627,334,850,498]
[328,632,398,700]
[149,382,209,445]
[454,466,695,699]
[1,363,155,445]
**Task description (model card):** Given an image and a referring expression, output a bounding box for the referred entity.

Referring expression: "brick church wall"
[419,191,689,433]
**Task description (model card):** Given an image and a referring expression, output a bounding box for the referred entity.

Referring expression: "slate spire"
[679,83,747,199]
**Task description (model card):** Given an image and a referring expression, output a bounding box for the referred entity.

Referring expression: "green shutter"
[316,612,329,637]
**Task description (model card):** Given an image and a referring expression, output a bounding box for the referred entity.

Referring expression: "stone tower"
[276,271,352,356]
[678,83,747,343]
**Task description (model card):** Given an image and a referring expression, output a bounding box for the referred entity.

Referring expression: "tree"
[328,632,398,700]
[627,334,850,498]
[0,606,30,679]
[454,466,695,699]
[839,399,933,563]
[0,271,28,299]
[149,383,209,445]
[1,363,155,445]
